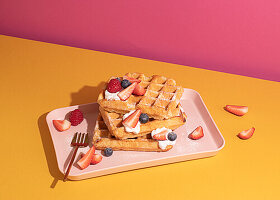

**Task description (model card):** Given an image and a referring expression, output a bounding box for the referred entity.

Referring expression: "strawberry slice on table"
[122,109,141,128]
[118,82,137,101]
[225,105,248,116]
[53,120,71,132]
[77,146,96,169]
[123,76,141,83]
[133,84,146,96]
[189,126,204,140]
[152,129,168,141]
[238,127,255,140]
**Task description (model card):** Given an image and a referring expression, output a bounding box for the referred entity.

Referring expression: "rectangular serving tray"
[46,88,225,180]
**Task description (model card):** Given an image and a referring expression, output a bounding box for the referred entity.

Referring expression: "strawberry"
[53,120,71,132]
[91,154,103,165]
[77,146,96,169]
[238,127,255,140]
[123,76,141,83]
[133,84,146,96]
[152,129,168,141]
[225,105,248,116]
[122,109,141,128]
[107,78,122,93]
[118,82,137,101]
[189,126,204,140]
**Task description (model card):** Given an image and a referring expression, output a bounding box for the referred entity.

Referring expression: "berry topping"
[122,109,141,128]
[53,120,71,132]
[238,127,255,140]
[118,82,137,101]
[77,146,96,169]
[104,147,113,157]
[69,109,84,126]
[225,105,248,116]
[121,79,131,88]
[139,113,149,124]
[107,78,122,93]
[91,154,103,165]
[123,76,141,83]
[152,129,168,141]
[116,77,121,82]
[167,132,177,141]
[133,84,146,96]
[189,126,204,140]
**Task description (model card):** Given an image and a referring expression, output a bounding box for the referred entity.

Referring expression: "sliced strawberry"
[133,84,146,96]
[123,76,141,83]
[53,120,71,132]
[189,126,204,140]
[238,127,255,140]
[118,82,137,101]
[122,109,141,128]
[152,129,168,141]
[77,146,96,169]
[225,105,248,116]
[91,154,103,165]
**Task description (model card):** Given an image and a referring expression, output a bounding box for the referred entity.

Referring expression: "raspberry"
[107,79,122,93]
[69,109,84,126]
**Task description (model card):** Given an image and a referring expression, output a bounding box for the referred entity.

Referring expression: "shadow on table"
[38,82,105,188]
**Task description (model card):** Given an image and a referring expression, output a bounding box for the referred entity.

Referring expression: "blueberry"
[167,132,177,141]
[139,113,149,124]
[121,79,131,88]
[104,147,113,157]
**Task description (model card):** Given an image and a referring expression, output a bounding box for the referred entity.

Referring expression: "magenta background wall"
[1,0,280,81]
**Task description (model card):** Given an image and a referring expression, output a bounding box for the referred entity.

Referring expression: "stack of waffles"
[93,72,187,152]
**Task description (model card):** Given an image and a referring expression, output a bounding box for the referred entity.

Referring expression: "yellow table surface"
[0,35,279,200]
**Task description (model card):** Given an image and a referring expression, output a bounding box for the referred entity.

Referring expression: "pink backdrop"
[1,0,280,81]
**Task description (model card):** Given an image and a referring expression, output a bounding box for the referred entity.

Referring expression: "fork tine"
[84,133,89,146]
[77,132,82,144]
[80,133,85,144]
[71,132,78,145]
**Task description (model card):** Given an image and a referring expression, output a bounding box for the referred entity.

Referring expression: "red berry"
[107,79,122,93]
[69,109,84,126]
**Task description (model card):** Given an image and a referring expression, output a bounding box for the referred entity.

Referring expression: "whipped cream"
[123,110,140,134]
[151,127,176,150]
[105,90,120,101]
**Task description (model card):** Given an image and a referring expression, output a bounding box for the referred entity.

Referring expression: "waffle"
[99,106,186,139]
[97,72,184,120]
[93,114,173,152]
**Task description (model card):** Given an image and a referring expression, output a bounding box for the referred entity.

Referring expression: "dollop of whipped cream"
[151,127,176,150]
[123,110,140,134]
[105,90,120,101]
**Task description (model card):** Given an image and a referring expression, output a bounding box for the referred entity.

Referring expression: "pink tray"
[46,88,225,180]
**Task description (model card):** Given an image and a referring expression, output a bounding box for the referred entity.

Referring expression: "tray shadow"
[38,83,105,187]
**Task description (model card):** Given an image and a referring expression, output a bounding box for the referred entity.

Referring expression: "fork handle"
[63,146,79,182]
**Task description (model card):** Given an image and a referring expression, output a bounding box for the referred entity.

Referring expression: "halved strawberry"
[152,129,168,141]
[122,109,141,128]
[118,82,137,101]
[133,84,146,96]
[123,76,141,83]
[91,154,103,165]
[238,127,255,140]
[189,126,204,140]
[225,105,248,116]
[77,146,96,169]
[53,120,71,132]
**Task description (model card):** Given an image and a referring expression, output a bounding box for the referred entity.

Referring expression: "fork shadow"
[38,82,105,188]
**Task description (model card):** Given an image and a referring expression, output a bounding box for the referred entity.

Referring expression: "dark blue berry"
[167,132,177,141]
[121,79,131,88]
[139,113,149,123]
[104,147,113,157]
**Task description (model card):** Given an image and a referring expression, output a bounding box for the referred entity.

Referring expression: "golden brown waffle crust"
[99,106,186,140]
[97,73,184,120]
[93,114,173,152]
